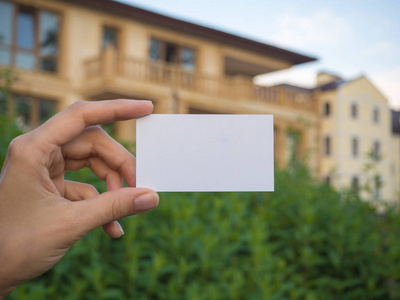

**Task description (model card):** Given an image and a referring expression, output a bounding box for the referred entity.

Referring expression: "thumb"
[72,188,159,233]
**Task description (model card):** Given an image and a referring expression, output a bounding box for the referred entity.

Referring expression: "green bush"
[2,120,400,299]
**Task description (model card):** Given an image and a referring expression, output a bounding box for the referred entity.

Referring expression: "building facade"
[317,72,396,202]
[0,0,318,170]
[0,0,398,202]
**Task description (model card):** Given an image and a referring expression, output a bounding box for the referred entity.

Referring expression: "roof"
[272,83,313,94]
[318,79,348,91]
[59,0,317,65]
[392,110,400,135]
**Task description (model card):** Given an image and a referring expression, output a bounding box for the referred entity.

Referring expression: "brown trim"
[59,0,317,65]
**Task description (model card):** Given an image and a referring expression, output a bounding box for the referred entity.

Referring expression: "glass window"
[165,43,178,64]
[323,102,330,116]
[0,90,6,115]
[352,137,358,157]
[0,49,11,65]
[40,11,59,72]
[149,38,196,70]
[0,1,13,45]
[39,99,56,124]
[17,9,35,50]
[181,47,195,71]
[0,1,14,66]
[351,176,359,196]
[324,136,331,156]
[325,175,331,186]
[373,141,380,160]
[15,52,35,70]
[14,95,32,129]
[286,131,300,161]
[102,27,118,49]
[373,107,379,123]
[0,4,60,72]
[374,175,382,199]
[149,38,161,61]
[351,103,358,118]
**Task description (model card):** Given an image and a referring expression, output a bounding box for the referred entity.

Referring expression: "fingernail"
[114,221,124,235]
[134,192,159,212]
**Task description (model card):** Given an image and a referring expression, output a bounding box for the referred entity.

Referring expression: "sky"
[117,0,400,109]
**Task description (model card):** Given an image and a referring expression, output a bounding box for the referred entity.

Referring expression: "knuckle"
[110,195,122,221]
[70,100,87,110]
[81,183,99,198]
[85,125,107,139]
[8,135,28,158]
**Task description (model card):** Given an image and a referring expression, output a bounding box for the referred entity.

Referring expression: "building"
[391,110,400,202]
[0,0,319,170]
[317,72,396,202]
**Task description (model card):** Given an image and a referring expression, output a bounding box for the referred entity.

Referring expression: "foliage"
[0,115,24,165]
[1,120,400,300]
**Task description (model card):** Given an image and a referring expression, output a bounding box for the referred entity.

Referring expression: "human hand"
[0,100,159,298]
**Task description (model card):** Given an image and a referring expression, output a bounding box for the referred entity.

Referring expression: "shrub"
[1,120,400,299]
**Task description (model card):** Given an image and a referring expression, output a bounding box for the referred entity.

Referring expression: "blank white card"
[136,114,274,192]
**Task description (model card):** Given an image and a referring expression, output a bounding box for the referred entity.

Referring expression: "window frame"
[149,37,196,70]
[101,25,120,51]
[324,135,331,156]
[351,176,359,196]
[372,106,380,124]
[372,140,381,160]
[351,102,358,119]
[323,101,331,117]
[0,1,61,73]
[2,93,59,130]
[351,137,359,157]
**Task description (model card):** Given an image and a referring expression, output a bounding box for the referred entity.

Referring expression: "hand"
[0,100,159,298]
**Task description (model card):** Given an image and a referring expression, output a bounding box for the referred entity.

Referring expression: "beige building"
[0,0,320,170]
[317,72,396,202]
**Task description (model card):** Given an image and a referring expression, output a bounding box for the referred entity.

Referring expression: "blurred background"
[0,0,399,299]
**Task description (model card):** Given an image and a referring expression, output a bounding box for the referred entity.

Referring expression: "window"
[325,175,331,186]
[323,102,331,116]
[352,137,359,157]
[351,103,358,119]
[149,38,196,70]
[0,1,60,72]
[0,90,6,115]
[0,1,14,65]
[102,26,118,50]
[374,175,382,199]
[373,107,380,123]
[372,141,381,160]
[351,176,359,196]
[39,11,59,72]
[0,94,57,130]
[324,136,331,156]
[285,131,300,162]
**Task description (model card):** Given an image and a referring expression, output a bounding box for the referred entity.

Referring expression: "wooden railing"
[83,49,316,112]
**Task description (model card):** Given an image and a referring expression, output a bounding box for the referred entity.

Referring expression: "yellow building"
[0,0,319,169]
[317,72,396,202]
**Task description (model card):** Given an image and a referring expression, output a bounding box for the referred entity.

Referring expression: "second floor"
[0,0,317,113]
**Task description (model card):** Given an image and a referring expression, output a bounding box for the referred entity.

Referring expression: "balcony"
[82,48,316,113]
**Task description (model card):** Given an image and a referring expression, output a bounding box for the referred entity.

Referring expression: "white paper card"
[136,114,274,192]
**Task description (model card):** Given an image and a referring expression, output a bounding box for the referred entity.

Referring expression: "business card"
[136,114,274,192]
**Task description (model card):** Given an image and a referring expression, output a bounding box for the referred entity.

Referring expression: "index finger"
[37,99,153,145]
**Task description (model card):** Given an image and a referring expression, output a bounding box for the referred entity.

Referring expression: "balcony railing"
[83,49,316,112]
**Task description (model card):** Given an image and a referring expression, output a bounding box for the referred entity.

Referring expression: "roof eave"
[59,0,317,66]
